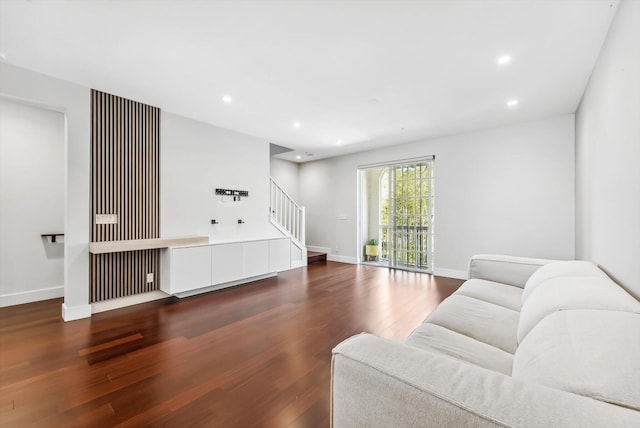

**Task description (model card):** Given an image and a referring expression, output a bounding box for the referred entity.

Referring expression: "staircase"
[270,177,308,267]
[307,251,327,264]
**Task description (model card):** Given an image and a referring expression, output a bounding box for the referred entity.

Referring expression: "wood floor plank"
[0,262,462,427]
[78,333,145,356]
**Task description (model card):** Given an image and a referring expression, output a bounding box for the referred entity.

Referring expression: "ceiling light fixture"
[506,99,519,107]
[293,121,301,128]
[337,139,343,145]
[497,55,511,65]
[221,95,233,103]
[295,155,302,160]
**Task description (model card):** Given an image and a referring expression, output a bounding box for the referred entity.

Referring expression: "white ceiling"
[0,0,618,162]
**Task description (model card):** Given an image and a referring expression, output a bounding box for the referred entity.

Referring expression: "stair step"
[307,251,327,264]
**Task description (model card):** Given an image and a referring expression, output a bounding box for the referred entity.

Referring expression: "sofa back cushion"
[521,260,606,304]
[517,275,640,343]
[513,310,640,411]
[468,255,553,288]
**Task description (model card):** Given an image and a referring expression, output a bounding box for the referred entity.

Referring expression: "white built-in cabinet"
[211,242,243,285]
[161,237,291,296]
[269,238,291,272]
[242,240,270,278]
[167,245,212,294]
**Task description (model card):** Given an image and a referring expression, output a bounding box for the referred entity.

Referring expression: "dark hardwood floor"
[0,261,462,427]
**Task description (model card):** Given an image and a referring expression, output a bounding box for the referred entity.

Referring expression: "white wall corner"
[432,267,468,280]
[0,286,64,308]
[61,302,92,321]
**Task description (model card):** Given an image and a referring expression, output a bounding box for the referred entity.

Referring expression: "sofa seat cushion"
[405,323,514,375]
[513,309,640,411]
[522,260,606,303]
[517,275,640,343]
[425,295,519,353]
[455,279,523,312]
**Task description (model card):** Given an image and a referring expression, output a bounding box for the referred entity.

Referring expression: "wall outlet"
[146,273,154,283]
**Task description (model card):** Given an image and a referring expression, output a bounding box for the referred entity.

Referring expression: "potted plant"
[365,238,379,261]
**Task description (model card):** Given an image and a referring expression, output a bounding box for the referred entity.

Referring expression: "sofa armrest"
[332,334,639,427]
[468,254,556,288]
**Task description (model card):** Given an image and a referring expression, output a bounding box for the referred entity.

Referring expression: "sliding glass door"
[387,161,433,271]
[360,158,434,273]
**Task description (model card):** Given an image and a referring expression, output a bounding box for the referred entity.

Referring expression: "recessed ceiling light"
[221,95,233,103]
[497,55,511,65]
[295,155,302,160]
[293,121,301,128]
[506,99,519,107]
[337,139,343,145]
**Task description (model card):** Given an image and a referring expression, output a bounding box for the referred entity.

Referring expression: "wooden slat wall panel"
[90,90,161,303]
[90,250,160,302]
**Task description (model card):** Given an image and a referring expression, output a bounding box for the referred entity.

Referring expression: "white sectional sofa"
[331,255,640,427]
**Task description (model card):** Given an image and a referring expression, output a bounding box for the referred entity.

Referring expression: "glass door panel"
[386,161,433,272]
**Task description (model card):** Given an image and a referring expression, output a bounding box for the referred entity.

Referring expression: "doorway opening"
[0,98,65,307]
[358,157,434,273]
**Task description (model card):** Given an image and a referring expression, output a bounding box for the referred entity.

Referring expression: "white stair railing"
[270,177,305,247]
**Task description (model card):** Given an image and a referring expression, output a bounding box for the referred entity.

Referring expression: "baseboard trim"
[306,246,357,265]
[306,245,331,254]
[91,290,170,314]
[0,286,64,308]
[62,303,92,321]
[327,254,358,264]
[433,268,468,280]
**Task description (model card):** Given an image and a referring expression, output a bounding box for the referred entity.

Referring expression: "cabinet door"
[269,238,291,272]
[211,243,244,285]
[170,246,212,293]
[243,240,270,278]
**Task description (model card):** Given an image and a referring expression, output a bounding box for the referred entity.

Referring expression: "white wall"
[365,168,384,245]
[0,99,65,306]
[270,157,300,202]
[575,0,640,300]
[0,63,91,320]
[300,115,575,277]
[162,112,277,240]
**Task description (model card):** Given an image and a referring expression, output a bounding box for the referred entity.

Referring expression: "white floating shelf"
[89,236,209,254]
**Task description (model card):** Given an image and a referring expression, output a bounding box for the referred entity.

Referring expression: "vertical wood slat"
[90,90,160,303]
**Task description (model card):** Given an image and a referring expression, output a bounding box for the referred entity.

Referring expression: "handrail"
[269,177,305,246]
[270,179,303,211]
